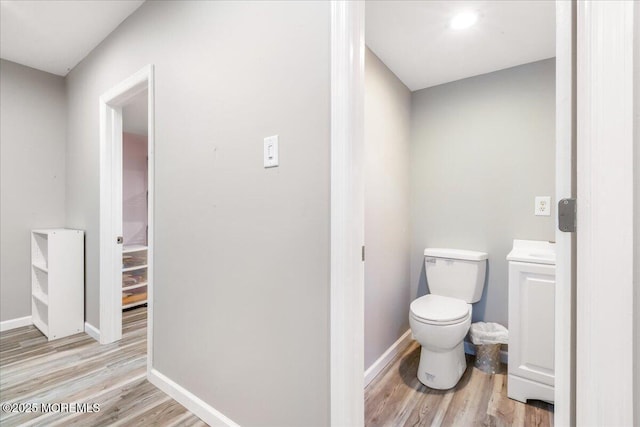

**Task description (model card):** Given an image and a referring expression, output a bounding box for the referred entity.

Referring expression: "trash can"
[470,322,508,374]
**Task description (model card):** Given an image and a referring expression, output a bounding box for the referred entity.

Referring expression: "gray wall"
[410,59,556,327]
[364,48,411,369]
[0,60,67,322]
[64,2,330,426]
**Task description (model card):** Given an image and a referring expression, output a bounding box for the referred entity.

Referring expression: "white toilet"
[409,248,488,389]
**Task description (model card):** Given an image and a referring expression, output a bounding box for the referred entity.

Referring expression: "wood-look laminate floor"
[0,307,206,427]
[365,341,554,427]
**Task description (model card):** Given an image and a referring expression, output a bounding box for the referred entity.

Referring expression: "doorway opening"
[121,91,149,315]
[99,66,155,373]
[328,2,575,426]
[361,2,566,424]
[119,89,150,344]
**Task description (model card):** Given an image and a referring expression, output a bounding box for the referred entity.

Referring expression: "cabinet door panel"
[509,262,555,386]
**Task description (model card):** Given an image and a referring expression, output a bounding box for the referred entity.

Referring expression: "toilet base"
[416,342,467,389]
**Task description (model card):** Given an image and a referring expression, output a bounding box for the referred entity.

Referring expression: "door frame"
[329,1,577,425]
[554,1,576,425]
[575,1,636,425]
[98,65,155,374]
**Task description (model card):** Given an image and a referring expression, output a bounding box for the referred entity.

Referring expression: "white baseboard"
[464,340,508,364]
[148,368,240,427]
[364,329,413,386]
[0,316,32,332]
[84,322,100,342]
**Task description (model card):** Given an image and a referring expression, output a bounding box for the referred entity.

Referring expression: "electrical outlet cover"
[535,196,551,216]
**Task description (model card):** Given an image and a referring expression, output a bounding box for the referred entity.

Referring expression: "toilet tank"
[424,248,489,303]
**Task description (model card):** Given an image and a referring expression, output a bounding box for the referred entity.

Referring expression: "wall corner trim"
[84,322,100,342]
[148,368,240,427]
[0,316,33,332]
[364,329,413,387]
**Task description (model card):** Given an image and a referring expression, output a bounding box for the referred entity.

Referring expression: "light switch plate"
[264,135,278,168]
[535,196,551,216]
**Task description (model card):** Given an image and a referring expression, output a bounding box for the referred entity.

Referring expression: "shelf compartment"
[32,315,49,337]
[32,297,49,336]
[32,265,49,296]
[32,289,49,307]
[122,289,147,308]
[122,246,147,269]
[122,268,147,287]
[32,233,49,270]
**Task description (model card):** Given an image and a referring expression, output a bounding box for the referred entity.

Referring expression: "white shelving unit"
[31,229,84,340]
[122,245,148,309]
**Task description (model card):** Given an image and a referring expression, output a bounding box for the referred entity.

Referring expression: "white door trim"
[576,2,635,425]
[330,1,365,426]
[146,66,156,374]
[99,95,122,344]
[554,1,576,425]
[98,64,154,376]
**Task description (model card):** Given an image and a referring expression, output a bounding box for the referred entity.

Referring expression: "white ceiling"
[0,0,554,86]
[366,1,556,91]
[0,0,144,76]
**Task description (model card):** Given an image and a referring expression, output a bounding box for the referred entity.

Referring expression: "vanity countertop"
[506,239,556,265]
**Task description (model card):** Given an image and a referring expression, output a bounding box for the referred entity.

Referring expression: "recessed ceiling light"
[450,11,478,30]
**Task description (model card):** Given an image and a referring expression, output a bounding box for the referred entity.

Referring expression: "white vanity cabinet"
[507,239,556,403]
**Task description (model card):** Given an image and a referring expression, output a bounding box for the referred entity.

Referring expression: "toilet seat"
[410,294,470,326]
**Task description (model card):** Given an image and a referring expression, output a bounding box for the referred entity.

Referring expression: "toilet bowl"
[410,294,472,389]
[410,248,488,389]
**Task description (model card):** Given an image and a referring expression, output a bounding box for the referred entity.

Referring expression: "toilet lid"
[410,295,470,324]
